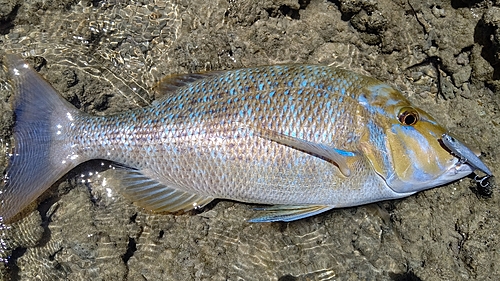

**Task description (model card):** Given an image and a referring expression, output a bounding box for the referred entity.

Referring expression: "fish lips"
[384,158,474,195]
[439,159,475,185]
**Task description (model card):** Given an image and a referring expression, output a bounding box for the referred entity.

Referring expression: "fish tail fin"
[1,55,85,223]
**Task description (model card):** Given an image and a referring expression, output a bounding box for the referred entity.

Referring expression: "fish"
[0,54,488,223]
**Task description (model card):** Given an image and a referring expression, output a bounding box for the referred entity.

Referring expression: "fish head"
[358,82,474,194]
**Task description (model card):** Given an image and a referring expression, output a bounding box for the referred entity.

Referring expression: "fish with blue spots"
[0,54,491,223]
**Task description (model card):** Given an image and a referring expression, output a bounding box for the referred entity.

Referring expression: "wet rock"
[0,0,499,280]
[481,7,500,64]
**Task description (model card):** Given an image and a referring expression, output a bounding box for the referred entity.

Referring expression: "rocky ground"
[0,0,499,280]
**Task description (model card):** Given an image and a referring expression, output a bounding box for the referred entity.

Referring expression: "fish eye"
[397,107,419,126]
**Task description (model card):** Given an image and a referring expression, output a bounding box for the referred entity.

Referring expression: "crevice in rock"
[474,16,500,82]
[266,0,310,20]
[389,270,423,281]
[5,246,26,281]
[0,4,20,35]
[121,236,137,279]
[278,274,298,281]
[122,237,137,264]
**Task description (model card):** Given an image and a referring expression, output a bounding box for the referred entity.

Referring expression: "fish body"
[0,55,484,222]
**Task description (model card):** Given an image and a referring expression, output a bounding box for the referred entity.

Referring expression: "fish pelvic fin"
[106,168,214,213]
[255,127,355,177]
[1,55,85,223]
[248,205,335,222]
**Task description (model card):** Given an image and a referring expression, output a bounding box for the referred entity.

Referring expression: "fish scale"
[1,55,485,223]
[74,66,368,195]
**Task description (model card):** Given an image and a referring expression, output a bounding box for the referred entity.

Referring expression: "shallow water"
[1,1,499,280]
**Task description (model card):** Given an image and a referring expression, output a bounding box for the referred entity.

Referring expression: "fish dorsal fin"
[153,71,225,94]
[107,168,213,213]
[255,128,355,177]
[249,205,335,222]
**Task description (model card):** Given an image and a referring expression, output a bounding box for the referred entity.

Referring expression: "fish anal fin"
[255,127,355,177]
[106,169,213,213]
[248,205,334,222]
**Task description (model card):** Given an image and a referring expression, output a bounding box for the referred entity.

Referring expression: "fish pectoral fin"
[248,205,335,222]
[255,127,355,177]
[106,168,213,213]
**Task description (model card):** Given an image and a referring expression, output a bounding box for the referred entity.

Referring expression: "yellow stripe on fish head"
[357,81,466,194]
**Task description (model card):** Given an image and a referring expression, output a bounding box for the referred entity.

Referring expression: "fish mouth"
[384,158,474,195]
[441,159,474,183]
[404,159,473,192]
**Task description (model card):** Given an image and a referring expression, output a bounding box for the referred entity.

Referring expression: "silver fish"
[0,55,483,223]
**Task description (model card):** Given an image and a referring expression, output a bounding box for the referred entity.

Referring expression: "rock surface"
[0,0,499,280]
